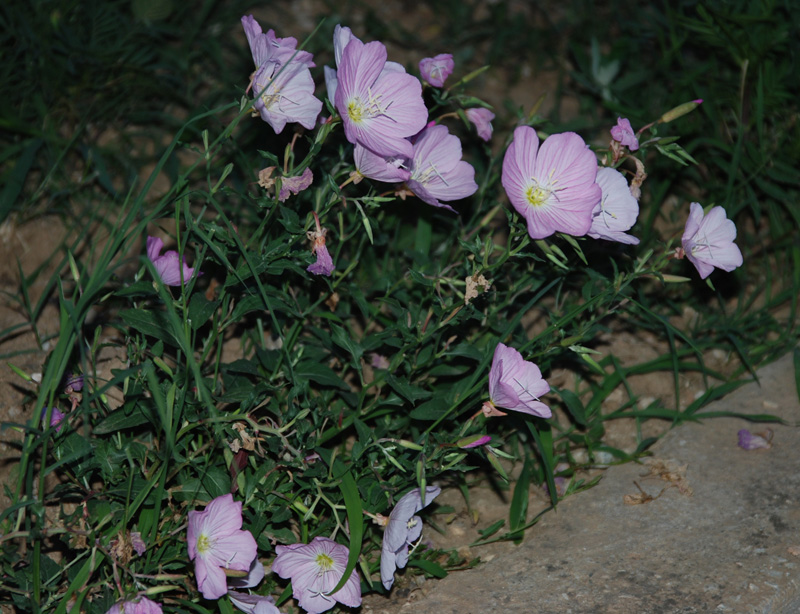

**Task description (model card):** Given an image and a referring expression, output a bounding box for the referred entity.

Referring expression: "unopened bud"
[660,99,703,124]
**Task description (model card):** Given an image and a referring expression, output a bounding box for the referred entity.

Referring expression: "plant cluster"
[1,4,797,614]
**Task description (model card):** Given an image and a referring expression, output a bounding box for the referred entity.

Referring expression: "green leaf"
[509,458,531,533]
[794,347,800,403]
[387,374,432,403]
[201,465,231,499]
[328,469,363,596]
[554,387,587,426]
[188,293,219,330]
[407,558,448,578]
[120,309,180,348]
[93,404,153,435]
[295,360,349,389]
[527,421,557,507]
[409,398,449,421]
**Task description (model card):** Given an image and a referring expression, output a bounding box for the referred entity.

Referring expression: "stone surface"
[368,351,800,614]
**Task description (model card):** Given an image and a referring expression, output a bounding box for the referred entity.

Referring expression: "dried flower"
[278,168,313,202]
[679,202,743,279]
[272,536,361,614]
[457,434,491,449]
[501,126,601,239]
[381,486,441,590]
[483,342,551,418]
[187,494,258,600]
[146,236,199,287]
[610,117,639,151]
[738,428,773,451]
[419,53,454,88]
[306,212,335,277]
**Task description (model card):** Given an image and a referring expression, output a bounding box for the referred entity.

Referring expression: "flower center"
[346,88,389,125]
[315,553,335,572]
[411,162,448,187]
[524,171,561,209]
[196,533,211,555]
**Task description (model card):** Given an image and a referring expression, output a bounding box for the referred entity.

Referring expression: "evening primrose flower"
[241,15,322,133]
[278,168,314,202]
[40,406,65,432]
[106,597,162,614]
[679,202,743,279]
[587,167,640,245]
[501,126,601,239]
[146,236,198,287]
[419,53,454,88]
[465,107,495,142]
[405,124,478,212]
[187,494,258,600]
[381,486,441,590]
[271,536,361,614]
[610,117,639,151]
[353,143,410,184]
[335,37,428,159]
[482,342,551,418]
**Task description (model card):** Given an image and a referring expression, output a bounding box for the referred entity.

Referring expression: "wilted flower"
[587,167,640,245]
[335,37,428,159]
[738,428,773,451]
[483,342,551,418]
[131,532,146,556]
[64,373,83,392]
[381,486,441,590]
[610,117,639,151]
[146,236,199,287]
[419,53,454,88]
[679,202,743,279]
[106,597,163,614]
[278,168,313,202]
[457,434,491,449]
[40,407,65,433]
[187,494,258,600]
[241,15,322,133]
[272,536,361,614]
[405,124,477,212]
[501,126,601,239]
[306,212,335,277]
[465,107,495,142]
[370,353,391,369]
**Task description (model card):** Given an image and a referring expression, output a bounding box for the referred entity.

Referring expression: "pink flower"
[229,593,283,614]
[465,107,495,141]
[419,53,454,88]
[381,486,441,590]
[106,597,162,614]
[610,117,639,151]
[146,236,199,287]
[324,24,406,104]
[483,342,551,418]
[405,124,478,212]
[679,202,743,279]
[278,168,313,202]
[335,37,428,159]
[272,536,361,614]
[187,494,258,600]
[738,428,773,450]
[501,126,601,239]
[587,167,640,245]
[306,212,335,277]
[40,407,65,432]
[354,144,410,184]
[241,15,322,133]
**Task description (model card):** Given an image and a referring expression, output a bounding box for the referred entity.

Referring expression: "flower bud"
[659,99,703,124]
